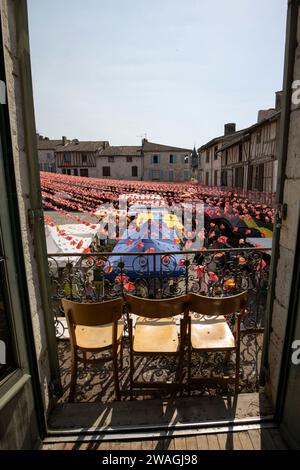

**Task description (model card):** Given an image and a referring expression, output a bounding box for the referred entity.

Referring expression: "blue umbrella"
[105,220,185,280]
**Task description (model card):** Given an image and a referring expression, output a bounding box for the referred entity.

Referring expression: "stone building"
[218,94,281,195]
[37,134,65,172]
[198,123,243,186]
[141,139,191,181]
[44,137,192,182]
[96,145,142,180]
[55,139,109,177]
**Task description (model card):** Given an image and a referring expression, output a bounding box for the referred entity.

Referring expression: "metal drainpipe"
[260,0,298,386]
[14,2,62,397]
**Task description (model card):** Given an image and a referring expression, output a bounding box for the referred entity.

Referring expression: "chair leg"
[235,349,240,395]
[129,348,134,401]
[113,353,120,401]
[69,350,78,402]
[128,319,134,400]
[187,343,192,397]
[120,337,124,370]
[177,322,186,395]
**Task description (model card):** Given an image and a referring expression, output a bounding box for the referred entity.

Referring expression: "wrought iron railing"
[48,247,271,337]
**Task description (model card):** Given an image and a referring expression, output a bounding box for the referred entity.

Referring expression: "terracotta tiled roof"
[37,139,63,150]
[100,145,141,156]
[142,140,191,153]
[198,110,281,153]
[55,141,109,153]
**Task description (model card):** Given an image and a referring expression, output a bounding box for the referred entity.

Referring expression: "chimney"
[224,123,236,136]
[62,136,67,146]
[142,138,148,146]
[275,91,282,110]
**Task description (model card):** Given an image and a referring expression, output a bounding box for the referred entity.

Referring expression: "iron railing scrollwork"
[48,247,271,338]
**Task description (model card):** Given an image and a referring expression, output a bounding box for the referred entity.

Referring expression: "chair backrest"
[125,294,189,318]
[62,297,124,326]
[188,291,247,316]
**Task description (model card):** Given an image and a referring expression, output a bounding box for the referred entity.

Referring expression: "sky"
[27,0,287,149]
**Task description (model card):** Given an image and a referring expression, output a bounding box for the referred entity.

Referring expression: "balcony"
[48,247,270,407]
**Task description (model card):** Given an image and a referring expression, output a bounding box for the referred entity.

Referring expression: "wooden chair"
[187,292,247,395]
[62,297,124,402]
[125,294,189,397]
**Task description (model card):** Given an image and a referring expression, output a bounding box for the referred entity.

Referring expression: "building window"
[248,165,253,190]
[169,154,176,163]
[152,155,159,164]
[169,170,174,181]
[152,170,160,180]
[102,167,111,177]
[73,169,78,176]
[206,150,209,163]
[205,171,209,185]
[108,156,114,162]
[82,154,87,165]
[235,167,244,188]
[239,144,243,162]
[131,166,138,177]
[221,171,227,186]
[67,169,71,175]
[62,168,66,174]
[257,164,264,191]
[184,170,189,181]
[214,169,218,186]
[256,131,261,144]
[127,156,133,162]
[47,152,52,160]
[184,155,189,164]
[63,153,71,164]
[214,146,218,160]
[80,168,89,177]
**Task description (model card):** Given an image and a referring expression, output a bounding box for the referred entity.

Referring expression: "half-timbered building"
[55,139,109,177]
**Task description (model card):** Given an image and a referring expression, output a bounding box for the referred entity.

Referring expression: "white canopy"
[45,224,100,266]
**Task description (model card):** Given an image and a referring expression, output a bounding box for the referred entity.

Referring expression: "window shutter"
[151,155,153,164]
[173,155,177,164]
[157,155,160,164]
[160,170,164,180]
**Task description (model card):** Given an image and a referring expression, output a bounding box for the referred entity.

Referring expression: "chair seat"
[133,317,179,353]
[75,321,123,350]
[190,315,235,350]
